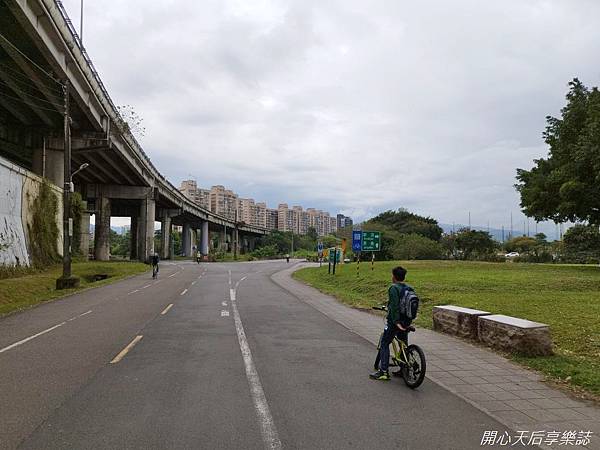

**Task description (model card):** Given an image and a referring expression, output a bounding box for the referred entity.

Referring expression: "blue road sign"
[352,231,362,252]
[317,241,324,252]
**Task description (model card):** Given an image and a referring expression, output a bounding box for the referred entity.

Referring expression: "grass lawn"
[294,260,600,396]
[0,260,148,316]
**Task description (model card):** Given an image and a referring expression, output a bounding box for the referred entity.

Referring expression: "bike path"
[275,263,600,450]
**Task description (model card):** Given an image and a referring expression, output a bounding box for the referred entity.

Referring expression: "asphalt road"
[0,260,510,449]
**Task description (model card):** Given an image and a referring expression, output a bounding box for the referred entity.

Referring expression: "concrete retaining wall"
[0,156,63,266]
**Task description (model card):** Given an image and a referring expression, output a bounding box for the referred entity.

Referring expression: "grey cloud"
[64,0,600,234]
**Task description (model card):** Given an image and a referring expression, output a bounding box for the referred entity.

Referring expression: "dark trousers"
[378,325,408,372]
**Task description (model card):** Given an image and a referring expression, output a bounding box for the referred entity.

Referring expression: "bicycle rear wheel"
[401,345,426,389]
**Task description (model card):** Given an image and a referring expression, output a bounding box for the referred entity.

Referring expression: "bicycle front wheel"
[402,344,426,389]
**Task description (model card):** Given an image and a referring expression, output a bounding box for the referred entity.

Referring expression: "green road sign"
[361,231,381,251]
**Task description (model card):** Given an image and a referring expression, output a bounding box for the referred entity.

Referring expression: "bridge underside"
[0,0,265,265]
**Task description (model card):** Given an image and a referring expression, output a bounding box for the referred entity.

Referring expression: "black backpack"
[395,284,419,320]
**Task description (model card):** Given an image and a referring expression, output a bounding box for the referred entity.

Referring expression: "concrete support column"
[160,214,171,260]
[79,206,91,259]
[201,221,209,256]
[220,226,227,252]
[32,147,64,187]
[249,237,256,252]
[94,196,111,261]
[182,223,192,257]
[233,227,239,258]
[130,216,138,260]
[137,197,156,263]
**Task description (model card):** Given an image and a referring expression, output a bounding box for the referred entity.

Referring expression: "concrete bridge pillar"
[32,146,64,187]
[130,216,138,260]
[137,197,156,263]
[219,226,227,252]
[94,196,111,261]
[160,214,171,260]
[182,223,192,257]
[79,205,91,259]
[201,221,209,257]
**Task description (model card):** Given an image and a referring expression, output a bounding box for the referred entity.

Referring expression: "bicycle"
[372,305,427,389]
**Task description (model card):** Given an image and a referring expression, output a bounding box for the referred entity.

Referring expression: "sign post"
[359,231,381,271]
[352,230,362,278]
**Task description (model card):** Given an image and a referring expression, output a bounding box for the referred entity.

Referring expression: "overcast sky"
[64,0,600,235]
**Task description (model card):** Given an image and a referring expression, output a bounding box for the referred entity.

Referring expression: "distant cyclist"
[196,250,202,264]
[151,253,160,279]
[370,266,413,381]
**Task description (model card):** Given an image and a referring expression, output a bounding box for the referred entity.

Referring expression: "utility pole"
[468,211,471,230]
[57,80,79,289]
[510,212,513,240]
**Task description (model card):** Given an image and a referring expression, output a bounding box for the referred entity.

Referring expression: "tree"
[561,224,600,263]
[365,209,443,241]
[504,236,537,254]
[516,79,600,225]
[391,233,443,260]
[117,104,146,138]
[453,229,497,260]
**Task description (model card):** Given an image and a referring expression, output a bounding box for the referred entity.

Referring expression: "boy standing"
[370,266,413,381]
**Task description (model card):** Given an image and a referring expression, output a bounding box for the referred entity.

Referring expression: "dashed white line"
[141,284,152,290]
[110,335,143,364]
[161,304,174,315]
[0,322,66,354]
[128,289,139,295]
[168,273,177,278]
[191,281,196,286]
[180,289,188,296]
[67,310,92,321]
[228,270,232,286]
[229,286,281,449]
[222,301,228,306]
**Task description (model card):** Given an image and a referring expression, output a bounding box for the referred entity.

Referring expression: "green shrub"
[28,180,60,267]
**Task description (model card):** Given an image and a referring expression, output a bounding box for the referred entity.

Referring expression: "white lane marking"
[161,304,174,315]
[229,287,281,449]
[240,276,247,282]
[168,273,177,278]
[221,310,230,317]
[180,289,188,296]
[67,310,93,321]
[230,289,236,301]
[0,321,66,354]
[110,335,143,364]
[228,270,232,286]
[191,281,196,286]
[222,301,228,306]
[141,284,152,290]
[128,289,139,295]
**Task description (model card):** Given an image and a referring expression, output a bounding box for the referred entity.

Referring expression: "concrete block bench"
[433,305,491,339]
[478,315,553,356]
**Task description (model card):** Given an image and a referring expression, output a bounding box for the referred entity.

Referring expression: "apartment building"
[180,180,343,236]
[180,180,210,210]
[277,204,294,232]
[210,185,238,221]
[266,208,279,230]
[336,214,353,230]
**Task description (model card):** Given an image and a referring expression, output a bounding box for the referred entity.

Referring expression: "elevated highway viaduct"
[0,0,266,263]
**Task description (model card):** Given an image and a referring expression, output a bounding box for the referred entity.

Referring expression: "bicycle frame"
[391,336,409,367]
